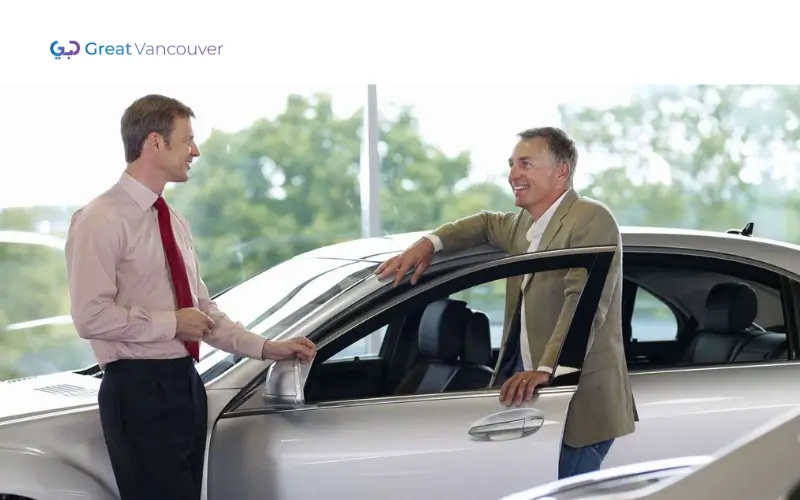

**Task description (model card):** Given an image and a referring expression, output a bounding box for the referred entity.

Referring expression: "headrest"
[418,299,470,361]
[464,311,492,365]
[704,282,758,332]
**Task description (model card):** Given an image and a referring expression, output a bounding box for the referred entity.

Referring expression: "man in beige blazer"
[377,126,637,479]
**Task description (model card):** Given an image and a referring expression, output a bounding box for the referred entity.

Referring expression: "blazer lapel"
[521,190,579,291]
[514,211,534,254]
[536,189,579,252]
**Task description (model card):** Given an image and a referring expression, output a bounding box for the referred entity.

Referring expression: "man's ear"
[558,162,571,182]
[149,132,170,154]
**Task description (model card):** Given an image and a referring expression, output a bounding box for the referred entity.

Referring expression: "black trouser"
[98,356,208,500]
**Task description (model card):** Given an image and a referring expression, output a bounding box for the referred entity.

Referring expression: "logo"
[49,40,224,59]
[51,40,81,60]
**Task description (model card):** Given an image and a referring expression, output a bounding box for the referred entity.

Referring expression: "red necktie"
[154,196,200,361]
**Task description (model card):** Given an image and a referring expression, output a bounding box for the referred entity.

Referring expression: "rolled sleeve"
[191,251,267,360]
[202,313,267,360]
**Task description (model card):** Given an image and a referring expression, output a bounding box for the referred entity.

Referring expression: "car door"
[207,245,616,500]
[606,249,800,468]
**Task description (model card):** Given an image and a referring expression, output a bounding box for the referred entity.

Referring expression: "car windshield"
[197,256,378,360]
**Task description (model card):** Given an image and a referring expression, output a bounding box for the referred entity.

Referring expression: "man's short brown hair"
[121,94,195,163]
[517,126,578,183]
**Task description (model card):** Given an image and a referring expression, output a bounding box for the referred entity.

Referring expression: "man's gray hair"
[517,126,578,184]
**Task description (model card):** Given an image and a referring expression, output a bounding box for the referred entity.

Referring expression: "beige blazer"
[431,189,637,447]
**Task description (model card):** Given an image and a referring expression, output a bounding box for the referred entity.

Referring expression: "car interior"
[622,254,790,371]
[303,252,798,405]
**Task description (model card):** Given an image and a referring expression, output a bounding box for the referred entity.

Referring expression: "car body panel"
[0,447,118,500]
[0,371,99,424]
[0,380,243,500]
[610,362,800,467]
[210,389,575,500]
[507,398,800,499]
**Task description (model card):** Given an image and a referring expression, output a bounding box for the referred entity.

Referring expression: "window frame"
[298,246,615,407]
[621,247,800,372]
[222,245,616,416]
[627,279,684,342]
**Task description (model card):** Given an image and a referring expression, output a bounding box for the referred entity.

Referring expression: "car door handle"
[468,408,545,441]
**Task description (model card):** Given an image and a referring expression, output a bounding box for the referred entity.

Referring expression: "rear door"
[608,249,800,468]
[208,245,616,500]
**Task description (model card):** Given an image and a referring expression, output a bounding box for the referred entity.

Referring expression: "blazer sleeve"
[536,205,621,370]
[429,210,519,253]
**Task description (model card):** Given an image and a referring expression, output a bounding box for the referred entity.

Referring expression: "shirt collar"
[526,190,569,242]
[118,171,159,211]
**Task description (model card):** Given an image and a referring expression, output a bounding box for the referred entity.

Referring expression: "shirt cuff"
[203,315,270,361]
[553,365,581,378]
[424,234,443,253]
[240,331,270,361]
[151,311,177,341]
[248,334,269,361]
[536,365,553,374]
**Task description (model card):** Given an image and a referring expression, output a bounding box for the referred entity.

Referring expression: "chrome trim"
[500,456,711,499]
[223,385,578,418]
[0,403,100,427]
[630,359,800,377]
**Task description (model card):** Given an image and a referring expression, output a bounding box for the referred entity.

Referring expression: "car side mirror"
[262,356,314,409]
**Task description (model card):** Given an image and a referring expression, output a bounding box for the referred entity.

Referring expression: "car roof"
[296,225,800,277]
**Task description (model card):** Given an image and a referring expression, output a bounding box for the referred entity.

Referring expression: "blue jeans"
[558,438,615,479]
[509,354,614,478]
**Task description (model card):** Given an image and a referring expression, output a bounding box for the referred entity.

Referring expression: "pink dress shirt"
[65,172,267,368]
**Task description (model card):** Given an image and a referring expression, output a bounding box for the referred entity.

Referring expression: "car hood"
[0,371,100,424]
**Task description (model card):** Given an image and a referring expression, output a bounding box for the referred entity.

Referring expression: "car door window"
[631,287,678,342]
[451,280,505,348]
[328,324,388,360]
[623,253,791,371]
[302,246,615,404]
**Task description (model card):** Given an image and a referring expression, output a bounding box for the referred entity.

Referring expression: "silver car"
[0,224,799,500]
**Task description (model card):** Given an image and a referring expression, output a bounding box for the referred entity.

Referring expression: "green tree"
[0,208,80,380]
[170,93,515,294]
[378,107,515,234]
[559,85,800,237]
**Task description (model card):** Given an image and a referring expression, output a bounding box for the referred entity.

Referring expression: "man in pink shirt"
[65,94,316,500]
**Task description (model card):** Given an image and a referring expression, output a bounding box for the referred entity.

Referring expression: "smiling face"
[121,94,199,188]
[151,116,200,183]
[508,136,571,218]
